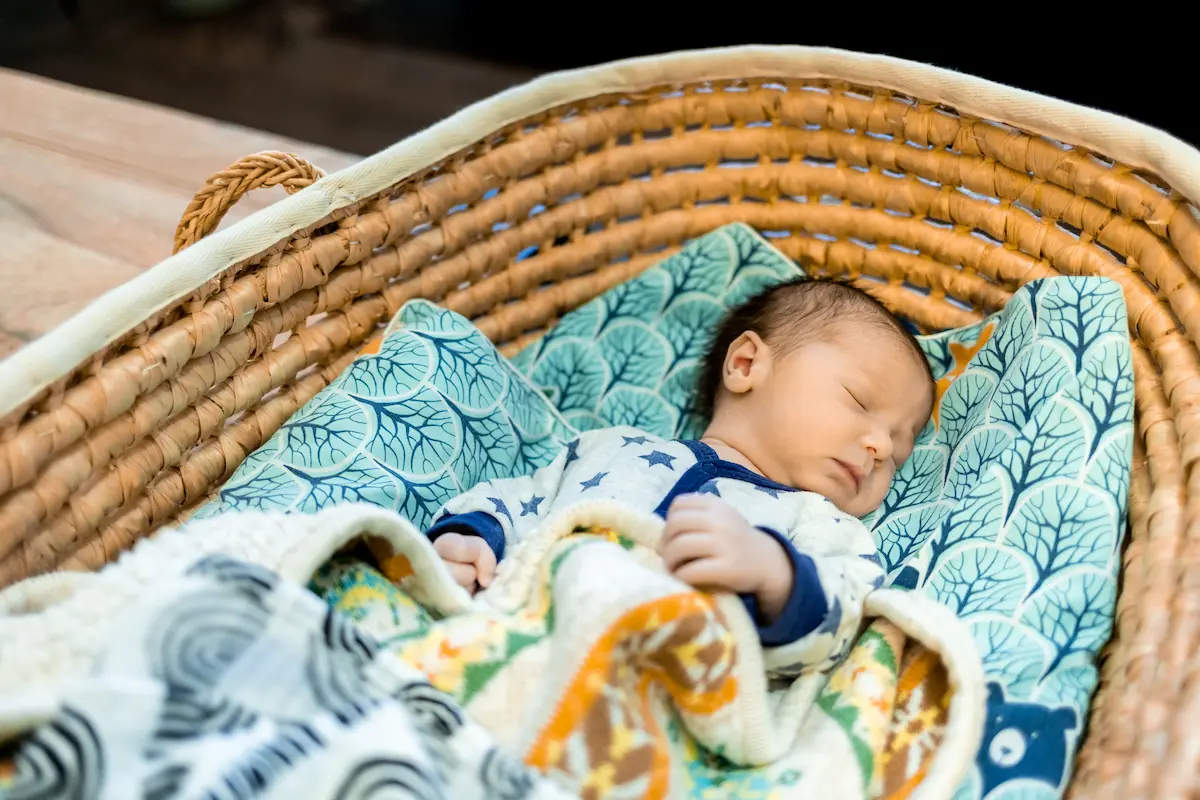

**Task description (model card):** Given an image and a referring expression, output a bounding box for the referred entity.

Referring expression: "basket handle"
[173,150,326,253]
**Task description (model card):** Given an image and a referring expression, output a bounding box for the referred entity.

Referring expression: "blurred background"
[0,2,1190,357]
[1,1,1192,154]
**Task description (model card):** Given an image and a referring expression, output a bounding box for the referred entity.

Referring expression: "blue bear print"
[978,682,1077,797]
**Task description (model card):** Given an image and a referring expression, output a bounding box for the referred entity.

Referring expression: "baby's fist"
[665,493,752,539]
[660,493,793,619]
[433,532,497,594]
[660,494,761,592]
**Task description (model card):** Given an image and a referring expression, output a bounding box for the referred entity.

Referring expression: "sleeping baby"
[426,278,935,673]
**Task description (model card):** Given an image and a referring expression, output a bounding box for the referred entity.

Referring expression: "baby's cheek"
[865,471,893,509]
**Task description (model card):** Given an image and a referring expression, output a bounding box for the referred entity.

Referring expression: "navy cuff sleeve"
[739,527,829,648]
[427,512,506,562]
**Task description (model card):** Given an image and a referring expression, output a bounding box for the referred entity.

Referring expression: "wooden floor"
[0,67,362,359]
[0,8,539,361]
[6,10,540,156]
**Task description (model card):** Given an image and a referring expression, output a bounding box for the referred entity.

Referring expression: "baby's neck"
[698,434,767,477]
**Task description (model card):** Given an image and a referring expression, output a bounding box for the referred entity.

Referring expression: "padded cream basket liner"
[0,45,1197,798]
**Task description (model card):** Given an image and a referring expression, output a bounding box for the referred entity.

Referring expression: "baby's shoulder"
[783,492,878,555]
[576,425,668,449]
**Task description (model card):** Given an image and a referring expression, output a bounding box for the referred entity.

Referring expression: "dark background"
[0,0,1191,155]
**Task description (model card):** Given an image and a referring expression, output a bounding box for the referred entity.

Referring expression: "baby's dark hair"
[696,278,935,418]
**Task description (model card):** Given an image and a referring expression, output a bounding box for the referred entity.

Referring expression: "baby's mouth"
[834,459,864,493]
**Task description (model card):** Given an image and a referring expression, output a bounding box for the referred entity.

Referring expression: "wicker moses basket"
[0,46,1196,797]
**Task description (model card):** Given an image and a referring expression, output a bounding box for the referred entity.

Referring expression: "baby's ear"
[723,331,769,394]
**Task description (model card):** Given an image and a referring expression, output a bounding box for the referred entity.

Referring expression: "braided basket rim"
[1,44,1196,417]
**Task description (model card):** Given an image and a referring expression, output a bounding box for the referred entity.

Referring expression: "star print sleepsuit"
[427,426,885,675]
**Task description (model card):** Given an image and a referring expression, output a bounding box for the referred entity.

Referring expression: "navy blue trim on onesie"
[426,439,832,649]
[651,440,795,517]
[427,512,507,562]
[743,528,829,646]
[655,440,828,647]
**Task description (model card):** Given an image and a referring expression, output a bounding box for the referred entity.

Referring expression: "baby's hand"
[433,533,497,595]
[660,494,794,620]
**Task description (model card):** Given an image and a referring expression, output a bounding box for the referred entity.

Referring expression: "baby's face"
[747,331,933,517]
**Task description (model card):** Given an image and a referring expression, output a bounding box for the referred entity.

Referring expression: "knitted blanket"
[0,502,983,799]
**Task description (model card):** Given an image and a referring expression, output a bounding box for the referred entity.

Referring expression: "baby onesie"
[428,426,885,675]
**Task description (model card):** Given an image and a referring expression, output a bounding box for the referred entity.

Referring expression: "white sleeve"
[427,439,579,558]
[758,496,885,677]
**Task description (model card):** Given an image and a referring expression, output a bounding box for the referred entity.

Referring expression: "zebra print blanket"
[0,501,984,799]
[0,554,573,799]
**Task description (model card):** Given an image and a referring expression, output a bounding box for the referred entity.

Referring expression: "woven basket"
[0,46,1197,797]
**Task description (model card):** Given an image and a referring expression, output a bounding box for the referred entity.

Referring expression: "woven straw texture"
[0,46,1197,797]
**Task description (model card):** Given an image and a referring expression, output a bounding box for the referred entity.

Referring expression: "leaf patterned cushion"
[191,300,573,530]
[881,278,1132,799]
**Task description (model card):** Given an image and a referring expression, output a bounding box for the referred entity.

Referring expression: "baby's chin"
[826,491,884,519]
[790,471,881,518]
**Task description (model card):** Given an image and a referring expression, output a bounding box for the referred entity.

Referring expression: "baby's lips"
[833,459,865,492]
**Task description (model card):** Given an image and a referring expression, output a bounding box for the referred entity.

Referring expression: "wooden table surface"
[0,67,361,360]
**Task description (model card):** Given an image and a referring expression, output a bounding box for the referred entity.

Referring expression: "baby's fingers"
[435,533,480,563]
[661,533,715,572]
[672,557,735,593]
[475,545,498,589]
[446,561,478,590]
[668,493,720,513]
[662,509,711,541]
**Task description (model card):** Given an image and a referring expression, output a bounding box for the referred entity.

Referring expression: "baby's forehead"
[798,326,933,399]
[801,319,913,359]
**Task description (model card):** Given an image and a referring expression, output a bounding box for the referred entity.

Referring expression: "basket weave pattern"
[0,79,1196,797]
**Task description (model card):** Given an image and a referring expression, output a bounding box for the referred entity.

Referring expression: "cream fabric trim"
[866,589,987,800]
[3,44,1198,417]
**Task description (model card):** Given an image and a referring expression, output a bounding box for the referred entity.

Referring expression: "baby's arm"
[660,493,883,675]
[426,436,579,589]
[759,498,885,676]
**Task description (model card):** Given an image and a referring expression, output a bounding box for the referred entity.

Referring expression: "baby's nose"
[865,430,894,461]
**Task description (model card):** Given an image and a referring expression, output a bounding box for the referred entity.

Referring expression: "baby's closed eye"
[845,386,868,411]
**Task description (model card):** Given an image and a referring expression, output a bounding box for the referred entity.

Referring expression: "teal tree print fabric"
[196,222,1131,800]
[192,300,573,530]
[509,223,803,439]
[514,226,1130,800]
[866,278,1132,800]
